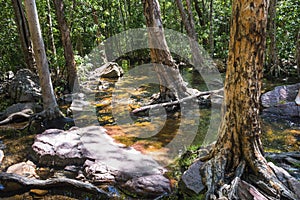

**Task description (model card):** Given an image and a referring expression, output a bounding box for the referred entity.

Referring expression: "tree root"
[0,172,110,198]
[132,88,223,114]
[198,155,300,200]
[0,109,33,126]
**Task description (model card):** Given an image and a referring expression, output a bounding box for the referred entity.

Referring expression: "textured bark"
[198,0,298,199]
[24,0,62,119]
[143,0,195,101]
[46,0,56,57]
[11,0,36,72]
[53,0,78,92]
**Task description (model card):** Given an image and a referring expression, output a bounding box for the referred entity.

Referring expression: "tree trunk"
[142,0,197,102]
[297,28,300,77]
[267,0,279,77]
[175,0,206,71]
[46,0,56,57]
[11,0,36,72]
[198,0,299,199]
[24,0,62,119]
[208,0,214,57]
[53,0,78,92]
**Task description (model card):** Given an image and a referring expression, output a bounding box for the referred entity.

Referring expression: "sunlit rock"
[6,160,38,178]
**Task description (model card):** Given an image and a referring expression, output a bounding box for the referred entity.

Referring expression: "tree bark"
[267,0,279,77]
[53,0,78,92]
[142,0,196,102]
[175,0,206,71]
[297,27,300,77]
[24,0,62,119]
[46,0,56,57]
[208,0,214,57]
[198,0,299,199]
[11,0,36,72]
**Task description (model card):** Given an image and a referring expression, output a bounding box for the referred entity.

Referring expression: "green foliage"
[276,0,300,61]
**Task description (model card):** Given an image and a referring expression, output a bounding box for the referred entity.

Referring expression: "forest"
[0,0,299,199]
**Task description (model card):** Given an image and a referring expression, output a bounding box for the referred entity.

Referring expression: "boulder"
[88,62,123,80]
[122,174,171,198]
[31,125,171,198]
[8,69,41,102]
[180,160,205,195]
[6,160,38,178]
[261,83,300,118]
[261,83,300,108]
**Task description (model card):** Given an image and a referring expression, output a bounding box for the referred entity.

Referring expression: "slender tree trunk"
[297,28,300,77]
[198,0,298,199]
[175,0,205,71]
[11,0,36,72]
[209,0,214,57]
[143,0,196,102]
[267,0,279,77]
[24,0,62,119]
[53,0,78,92]
[46,0,56,57]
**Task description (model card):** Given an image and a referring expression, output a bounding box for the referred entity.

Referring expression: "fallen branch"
[132,88,223,114]
[0,172,110,198]
[0,109,33,125]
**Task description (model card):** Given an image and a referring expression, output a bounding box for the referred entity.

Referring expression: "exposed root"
[0,172,110,198]
[0,109,33,126]
[198,152,300,200]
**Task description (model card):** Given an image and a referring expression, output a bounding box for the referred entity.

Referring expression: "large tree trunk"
[11,0,36,72]
[53,0,78,92]
[24,0,62,119]
[142,0,196,102]
[198,0,299,199]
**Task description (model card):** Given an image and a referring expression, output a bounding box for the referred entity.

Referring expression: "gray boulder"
[261,83,300,108]
[261,83,300,117]
[8,69,41,102]
[31,125,171,198]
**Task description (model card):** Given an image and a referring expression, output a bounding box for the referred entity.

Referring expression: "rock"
[8,69,41,102]
[262,102,300,117]
[83,160,117,184]
[261,83,300,108]
[0,150,4,164]
[31,128,89,167]
[31,126,171,197]
[295,89,300,105]
[122,174,171,198]
[6,160,38,178]
[88,62,123,79]
[180,160,205,195]
[29,189,48,196]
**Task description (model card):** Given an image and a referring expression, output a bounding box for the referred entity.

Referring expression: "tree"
[53,0,78,92]
[197,0,299,199]
[267,0,279,76]
[24,0,62,119]
[11,0,36,72]
[297,27,300,77]
[175,0,206,71]
[142,0,196,102]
